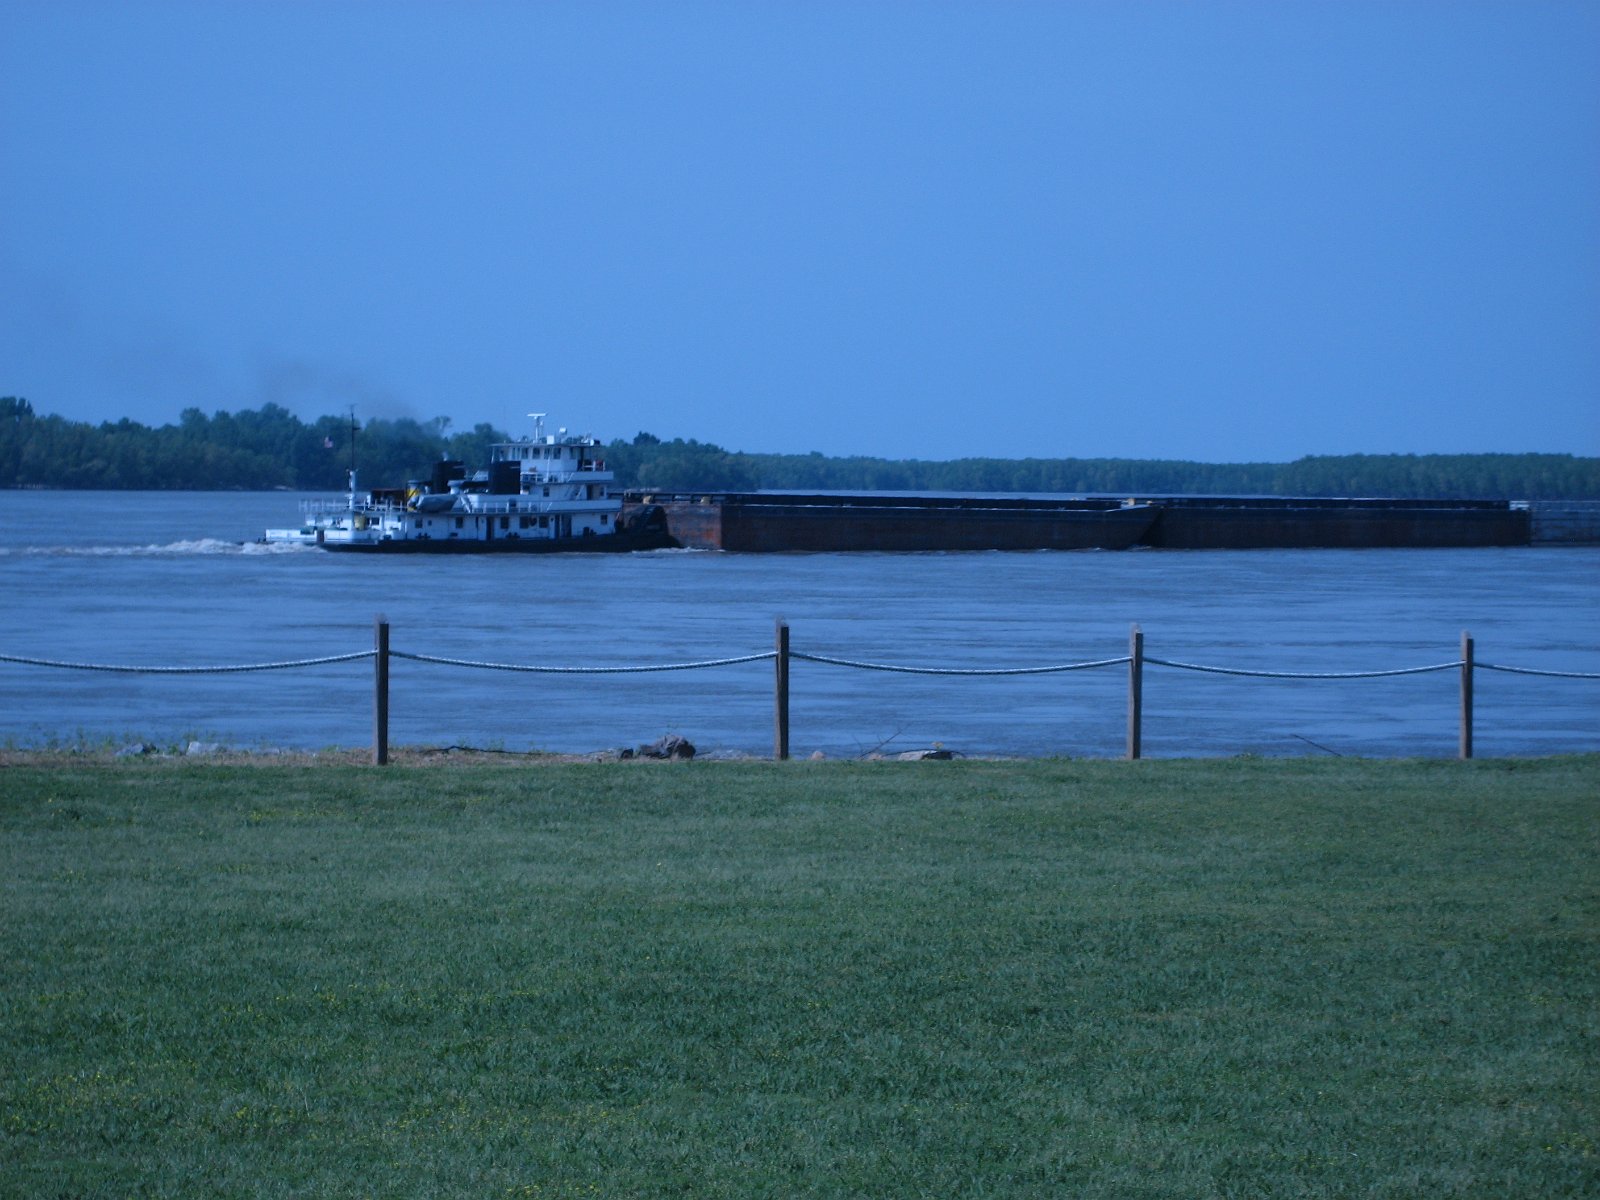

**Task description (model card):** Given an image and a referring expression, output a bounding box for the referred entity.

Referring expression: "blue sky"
[2,0,1596,462]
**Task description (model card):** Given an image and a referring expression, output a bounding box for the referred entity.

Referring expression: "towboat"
[264,415,672,553]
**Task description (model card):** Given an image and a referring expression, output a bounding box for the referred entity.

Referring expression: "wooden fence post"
[1127,623,1143,761]
[1459,630,1474,761]
[774,618,790,761]
[374,614,390,766]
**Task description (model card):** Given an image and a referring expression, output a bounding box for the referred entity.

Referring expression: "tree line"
[3,398,1596,499]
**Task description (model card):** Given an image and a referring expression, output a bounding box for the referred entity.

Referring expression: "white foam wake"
[0,538,316,557]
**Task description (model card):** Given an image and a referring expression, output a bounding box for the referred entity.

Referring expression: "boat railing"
[466,496,620,516]
[526,466,612,483]
[296,495,619,520]
[300,498,406,518]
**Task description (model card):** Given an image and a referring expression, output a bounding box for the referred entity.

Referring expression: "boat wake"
[1,539,316,557]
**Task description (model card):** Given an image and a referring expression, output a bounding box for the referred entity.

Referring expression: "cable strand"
[0,651,375,674]
[1143,656,1462,679]
[389,650,777,674]
[790,652,1131,676]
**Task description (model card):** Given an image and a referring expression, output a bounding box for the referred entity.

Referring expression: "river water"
[1,490,1595,759]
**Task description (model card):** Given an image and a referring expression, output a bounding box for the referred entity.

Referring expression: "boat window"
[601,513,609,524]
[454,517,463,528]
[499,516,509,530]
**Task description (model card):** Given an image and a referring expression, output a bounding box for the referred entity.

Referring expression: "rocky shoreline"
[0,737,974,768]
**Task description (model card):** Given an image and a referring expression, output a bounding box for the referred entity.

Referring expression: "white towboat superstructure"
[264,415,670,553]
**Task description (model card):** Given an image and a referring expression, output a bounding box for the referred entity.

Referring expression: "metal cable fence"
[3,619,1595,761]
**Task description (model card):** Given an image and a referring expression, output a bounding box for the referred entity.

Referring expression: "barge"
[624,492,1533,551]
[628,492,1159,552]
[1137,496,1530,549]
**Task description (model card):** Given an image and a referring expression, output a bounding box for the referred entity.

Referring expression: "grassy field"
[3,755,1596,1198]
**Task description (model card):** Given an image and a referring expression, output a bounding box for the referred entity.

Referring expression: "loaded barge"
[624,491,1535,551]
[1135,495,1529,549]
[628,492,1160,552]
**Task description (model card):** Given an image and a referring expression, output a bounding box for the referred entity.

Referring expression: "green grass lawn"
[3,756,1597,1198]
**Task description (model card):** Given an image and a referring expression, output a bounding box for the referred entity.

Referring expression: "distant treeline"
[0,398,505,493]
[3,398,1597,499]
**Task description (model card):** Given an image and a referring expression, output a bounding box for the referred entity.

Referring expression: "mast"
[347,406,359,508]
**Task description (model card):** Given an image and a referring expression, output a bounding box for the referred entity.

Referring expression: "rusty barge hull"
[626,492,1532,552]
[1139,497,1530,549]
[637,493,1158,552]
